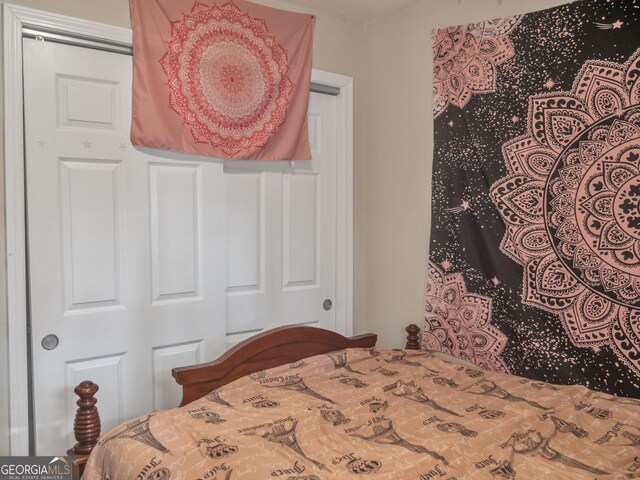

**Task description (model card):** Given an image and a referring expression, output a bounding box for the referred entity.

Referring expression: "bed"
[69,325,640,479]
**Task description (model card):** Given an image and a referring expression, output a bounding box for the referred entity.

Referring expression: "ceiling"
[281,0,418,24]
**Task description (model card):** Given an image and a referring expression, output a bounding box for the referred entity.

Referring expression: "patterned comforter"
[84,348,640,479]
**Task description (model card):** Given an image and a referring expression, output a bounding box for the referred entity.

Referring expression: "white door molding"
[3,3,133,455]
[311,70,354,337]
[3,3,353,454]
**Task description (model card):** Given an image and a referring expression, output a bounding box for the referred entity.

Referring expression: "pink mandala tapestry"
[130,0,314,160]
[424,261,510,373]
[428,0,640,398]
[432,15,521,119]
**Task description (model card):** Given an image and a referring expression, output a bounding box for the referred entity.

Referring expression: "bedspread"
[84,349,640,479]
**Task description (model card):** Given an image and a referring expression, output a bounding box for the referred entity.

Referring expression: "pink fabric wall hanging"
[129,0,315,160]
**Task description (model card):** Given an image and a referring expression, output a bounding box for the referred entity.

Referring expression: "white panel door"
[23,39,227,455]
[225,92,337,346]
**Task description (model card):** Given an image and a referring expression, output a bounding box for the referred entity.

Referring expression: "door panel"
[152,341,202,410]
[226,170,265,294]
[224,92,338,347]
[283,172,319,288]
[23,39,226,455]
[150,164,202,302]
[63,353,124,436]
[60,159,124,311]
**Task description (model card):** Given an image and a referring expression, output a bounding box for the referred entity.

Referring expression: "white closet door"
[23,39,226,455]
[225,92,338,347]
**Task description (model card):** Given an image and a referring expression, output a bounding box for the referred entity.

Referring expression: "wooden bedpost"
[405,324,421,350]
[68,381,101,480]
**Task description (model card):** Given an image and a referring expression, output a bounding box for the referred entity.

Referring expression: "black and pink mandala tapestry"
[426,0,640,398]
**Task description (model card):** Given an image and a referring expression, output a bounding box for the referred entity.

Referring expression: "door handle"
[41,334,59,350]
[323,299,333,311]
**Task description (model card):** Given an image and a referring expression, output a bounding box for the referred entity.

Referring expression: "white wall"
[362,0,574,348]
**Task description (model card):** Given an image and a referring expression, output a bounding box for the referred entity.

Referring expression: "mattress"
[83,348,640,479]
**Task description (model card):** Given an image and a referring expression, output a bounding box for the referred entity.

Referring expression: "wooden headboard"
[172,325,378,406]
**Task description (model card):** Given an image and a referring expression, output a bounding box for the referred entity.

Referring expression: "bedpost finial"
[73,380,101,455]
[74,380,99,398]
[405,324,421,350]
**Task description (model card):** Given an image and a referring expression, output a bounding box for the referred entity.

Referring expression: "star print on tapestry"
[427,0,640,398]
[129,0,314,160]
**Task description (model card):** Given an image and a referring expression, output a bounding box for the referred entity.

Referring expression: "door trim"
[3,3,353,454]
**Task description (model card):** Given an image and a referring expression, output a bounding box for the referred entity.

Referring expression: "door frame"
[3,3,353,455]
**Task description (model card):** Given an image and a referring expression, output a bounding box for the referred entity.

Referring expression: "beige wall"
[362,0,573,348]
